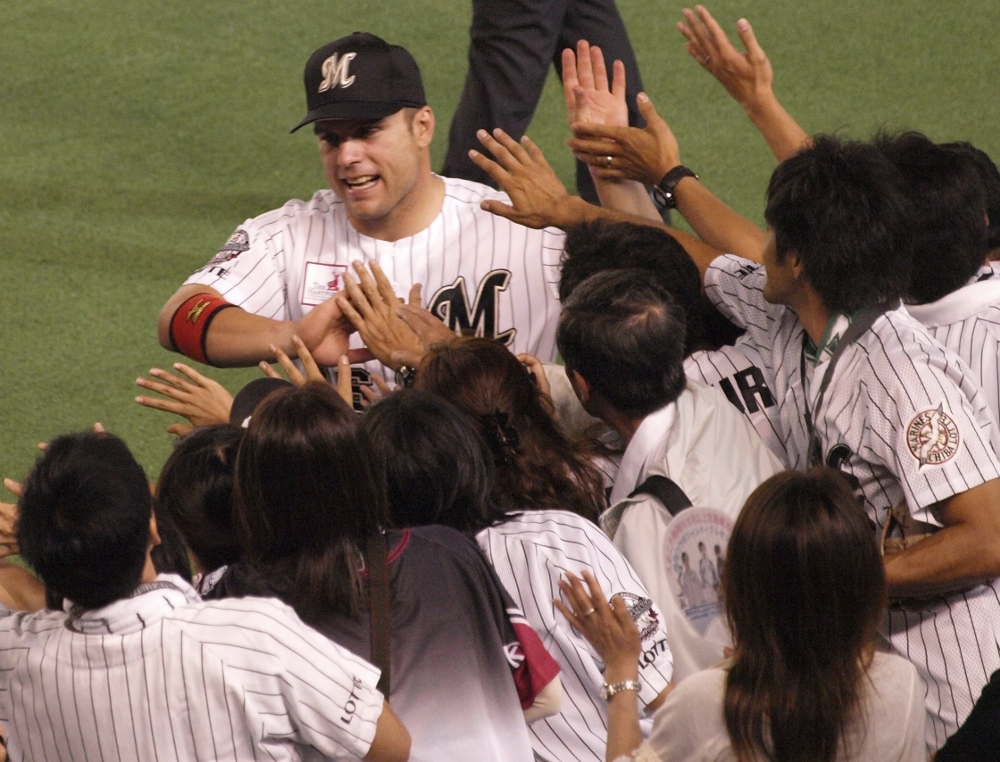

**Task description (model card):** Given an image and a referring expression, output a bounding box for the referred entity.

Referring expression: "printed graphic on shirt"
[610,592,659,642]
[906,403,961,469]
[302,262,350,306]
[205,229,250,268]
[716,366,777,415]
[663,507,733,638]
[428,270,516,345]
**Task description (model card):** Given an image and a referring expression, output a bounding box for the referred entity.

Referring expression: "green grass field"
[2,0,1000,485]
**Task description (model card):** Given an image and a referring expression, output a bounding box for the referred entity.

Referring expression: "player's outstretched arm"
[678,6,809,162]
[569,92,767,262]
[157,284,371,368]
[884,478,1000,597]
[561,41,661,223]
[472,128,725,279]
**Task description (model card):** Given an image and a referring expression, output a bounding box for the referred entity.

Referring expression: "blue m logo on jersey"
[428,270,516,345]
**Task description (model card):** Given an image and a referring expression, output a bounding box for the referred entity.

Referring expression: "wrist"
[742,88,780,121]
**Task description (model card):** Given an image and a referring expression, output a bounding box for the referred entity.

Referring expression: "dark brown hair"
[233,382,389,622]
[723,468,886,762]
[415,337,605,522]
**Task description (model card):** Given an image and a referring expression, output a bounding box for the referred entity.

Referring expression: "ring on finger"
[582,607,596,617]
[702,55,712,64]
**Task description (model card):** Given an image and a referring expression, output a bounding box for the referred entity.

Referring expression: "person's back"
[643,652,924,762]
[0,430,408,761]
[0,576,387,761]
[361,389,673,762]
[212,525,538,762]
[214,382,537,762]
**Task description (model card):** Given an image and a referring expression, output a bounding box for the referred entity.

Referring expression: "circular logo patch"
[610,592,660,642]
[906,403,960,469]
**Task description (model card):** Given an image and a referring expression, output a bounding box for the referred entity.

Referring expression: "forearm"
[674,177,767,262]
[742,91,811,163]
[158,284,294,367]
[593,176,662,223]
[884,522,1000,597]
[604,664,643,762]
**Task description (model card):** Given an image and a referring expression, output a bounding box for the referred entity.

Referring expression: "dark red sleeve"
[504,605,561,709]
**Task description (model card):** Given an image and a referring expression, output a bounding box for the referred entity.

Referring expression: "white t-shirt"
[618,652,926,762]
[478,509,674,762]
[602,382,783,683]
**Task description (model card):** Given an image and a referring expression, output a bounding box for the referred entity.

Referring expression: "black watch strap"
[651,165,698,210]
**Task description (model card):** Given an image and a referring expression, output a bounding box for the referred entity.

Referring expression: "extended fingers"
[589,44,610,93]
[736,18,766,63]
[335,355,353,406]
[561,47,580,108]
[291,336,326,382]
[351,260,388,311]
[268,343,307,386]
[3,479,24,499]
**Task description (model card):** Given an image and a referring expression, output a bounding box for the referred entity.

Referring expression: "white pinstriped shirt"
[706,254,1000,750]
[907,265,1000,426]
[478,510,673,762]
[0,575,384,761]
[183,176,565,388]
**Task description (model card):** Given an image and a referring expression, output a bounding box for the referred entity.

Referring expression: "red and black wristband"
[168,293,237,365]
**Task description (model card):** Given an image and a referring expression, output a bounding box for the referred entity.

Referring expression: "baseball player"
[158,32,564,398]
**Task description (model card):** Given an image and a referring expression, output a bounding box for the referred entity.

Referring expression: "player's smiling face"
[315,108,435,237]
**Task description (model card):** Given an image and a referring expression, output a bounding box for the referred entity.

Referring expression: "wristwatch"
[600,680,641,701]
[394,365,417,388]
[651,165,698,210]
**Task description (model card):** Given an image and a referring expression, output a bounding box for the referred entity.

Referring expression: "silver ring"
[703,55,712,65]
[604,156,613,168]
[582,607,596,617]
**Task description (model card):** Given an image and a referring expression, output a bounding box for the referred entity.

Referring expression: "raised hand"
[678,6,774,112]
[136,363,234,431]
[568,92,681,185]
[469,129,576,229]
[337,261,424,371]
[562,40,628,129]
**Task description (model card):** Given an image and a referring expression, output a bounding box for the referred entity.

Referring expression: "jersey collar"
[803,310,856,368]
[64,574,201,635]
[609,402,678,506]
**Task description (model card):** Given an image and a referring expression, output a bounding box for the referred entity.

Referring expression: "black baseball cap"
[291,32,427,133]
[230,377,294,428]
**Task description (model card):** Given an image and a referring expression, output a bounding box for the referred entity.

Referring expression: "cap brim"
[290,101,409,133]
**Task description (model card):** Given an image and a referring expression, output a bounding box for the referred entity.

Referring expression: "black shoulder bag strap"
[801,299,899,467]
[628,474,694,517]
[366,530,391,696]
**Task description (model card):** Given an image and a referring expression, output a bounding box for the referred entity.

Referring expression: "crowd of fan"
[3,5,1000,761]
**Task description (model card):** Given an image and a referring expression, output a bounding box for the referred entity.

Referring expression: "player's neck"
[789,287,833,348]
[350,173,445,242]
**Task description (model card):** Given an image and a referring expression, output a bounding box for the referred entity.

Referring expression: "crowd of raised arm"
[6,6,1000,761]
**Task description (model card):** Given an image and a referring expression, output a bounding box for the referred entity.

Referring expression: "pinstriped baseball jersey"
[907,265,1000,426]
[183,176,565,388]
[684,342,789,467]
[706,254,1000,749]
[0,575,384,761]
[477,510,673,762]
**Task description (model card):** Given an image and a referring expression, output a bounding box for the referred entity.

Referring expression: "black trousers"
[442,0,645,203]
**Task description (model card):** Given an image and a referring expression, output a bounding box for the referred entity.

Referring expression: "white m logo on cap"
[319,53,357,92]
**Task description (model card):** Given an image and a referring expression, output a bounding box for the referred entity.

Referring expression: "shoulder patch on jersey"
[206,229,250,267]
[906,403,960,469]
[610,592,659,642]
